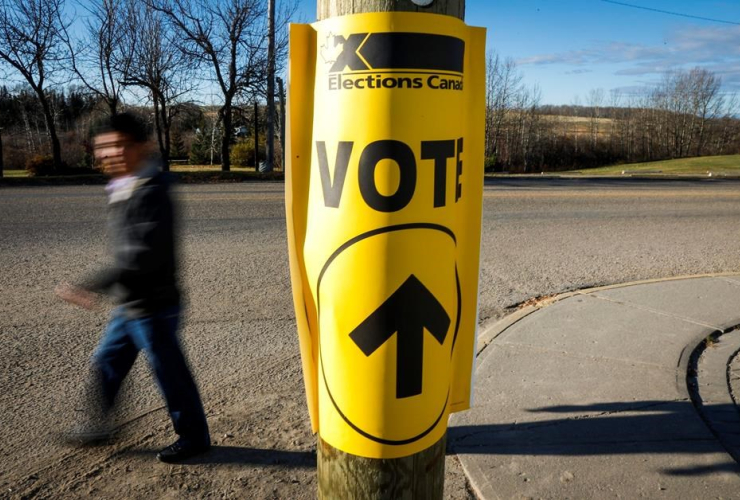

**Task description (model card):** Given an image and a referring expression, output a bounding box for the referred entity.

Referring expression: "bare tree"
[484,52,500,161]
[570,95,582,154]
[587,88,604,149]
[484,51,522,166]
[264,0,275,172]
[248,0,294,172]
[0,85,12,176]
[0,0,68,170]
[65,0,126,116]
[276,75,286,169]
[513,84,543,172]
[119,1,193,170]
[148,0,270,171]
[690,68,722,156]
[480,63,739,173]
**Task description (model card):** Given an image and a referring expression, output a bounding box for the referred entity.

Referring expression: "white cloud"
[517,25,740,89]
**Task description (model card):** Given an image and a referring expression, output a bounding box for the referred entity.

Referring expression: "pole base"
[317,434,446,500]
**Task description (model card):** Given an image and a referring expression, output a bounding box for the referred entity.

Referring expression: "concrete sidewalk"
[450,275,740,500]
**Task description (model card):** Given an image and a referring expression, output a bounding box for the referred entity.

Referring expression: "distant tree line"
[2,3,739,176]
[0,0,294,174]
[0,84,275,172]
[486,53,740,172]
[0,86,99,173]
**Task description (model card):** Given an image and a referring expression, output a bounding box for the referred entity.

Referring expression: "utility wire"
[601,0,740,26]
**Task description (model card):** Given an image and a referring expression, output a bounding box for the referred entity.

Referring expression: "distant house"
[235,126,249,138]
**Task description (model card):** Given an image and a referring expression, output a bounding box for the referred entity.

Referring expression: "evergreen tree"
[189,120,222,165]
[170,128,186,160]
[0,86,17,129]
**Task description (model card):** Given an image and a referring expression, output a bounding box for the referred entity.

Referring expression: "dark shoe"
[156,439,210,463]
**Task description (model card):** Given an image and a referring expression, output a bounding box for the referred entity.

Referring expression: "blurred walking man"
[56,113,210,463]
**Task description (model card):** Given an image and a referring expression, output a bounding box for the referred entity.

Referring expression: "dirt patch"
[4,365,472,499]
[517,293,560,310]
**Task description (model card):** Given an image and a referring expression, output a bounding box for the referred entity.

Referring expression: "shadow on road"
[190,445,316,467]
[662,463,740,476]
[448,401,740,477]
[125,445,316,468]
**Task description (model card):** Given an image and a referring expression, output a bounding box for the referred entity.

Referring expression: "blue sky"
[295,0,740,104]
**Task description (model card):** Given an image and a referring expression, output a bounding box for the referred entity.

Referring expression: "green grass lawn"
[2,169,28,178]
[565,155,740,176]
[170,164,259,173]
[1,165,268,178]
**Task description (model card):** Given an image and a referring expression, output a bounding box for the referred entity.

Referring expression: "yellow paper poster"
[286,12,486,459]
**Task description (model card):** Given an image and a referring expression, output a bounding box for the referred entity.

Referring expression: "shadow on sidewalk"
[448,400,740,477]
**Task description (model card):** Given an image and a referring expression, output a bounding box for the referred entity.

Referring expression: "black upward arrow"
[349,275,451,399]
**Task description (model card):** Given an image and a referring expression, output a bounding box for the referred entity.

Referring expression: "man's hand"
[55,283,99,310]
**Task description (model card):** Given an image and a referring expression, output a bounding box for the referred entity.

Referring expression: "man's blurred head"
[94,113,150,178]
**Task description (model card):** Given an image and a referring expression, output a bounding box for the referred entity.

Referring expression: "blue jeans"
[92,306,210,446]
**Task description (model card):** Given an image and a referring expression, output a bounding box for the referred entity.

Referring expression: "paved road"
[2,178,740,497]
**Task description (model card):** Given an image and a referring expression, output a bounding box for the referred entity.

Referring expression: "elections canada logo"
[320,32,465,92]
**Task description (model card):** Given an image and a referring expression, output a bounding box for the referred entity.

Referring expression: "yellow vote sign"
[286,12,486,459]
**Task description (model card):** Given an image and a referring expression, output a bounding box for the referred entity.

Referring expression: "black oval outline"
[317,223,461,445]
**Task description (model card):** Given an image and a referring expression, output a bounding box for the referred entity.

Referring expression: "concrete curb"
[676,329,719,401]
[476,273,740,354]
[691,328,740,462]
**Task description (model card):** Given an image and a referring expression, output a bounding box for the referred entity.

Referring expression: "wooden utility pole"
[254,100,260,171]
[265,0,276,172]
[316,4,464,499]
[0,127,4,178]
[318,0,464,21]
[276,77,286,170]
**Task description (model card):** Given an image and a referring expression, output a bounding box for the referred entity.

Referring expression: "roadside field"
[542,114,615,137]
[566,155,740,176]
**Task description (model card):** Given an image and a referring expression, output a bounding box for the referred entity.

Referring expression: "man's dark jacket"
[83,166,180,317]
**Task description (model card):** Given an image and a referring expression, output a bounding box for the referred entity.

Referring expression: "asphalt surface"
[2,177,740,497]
